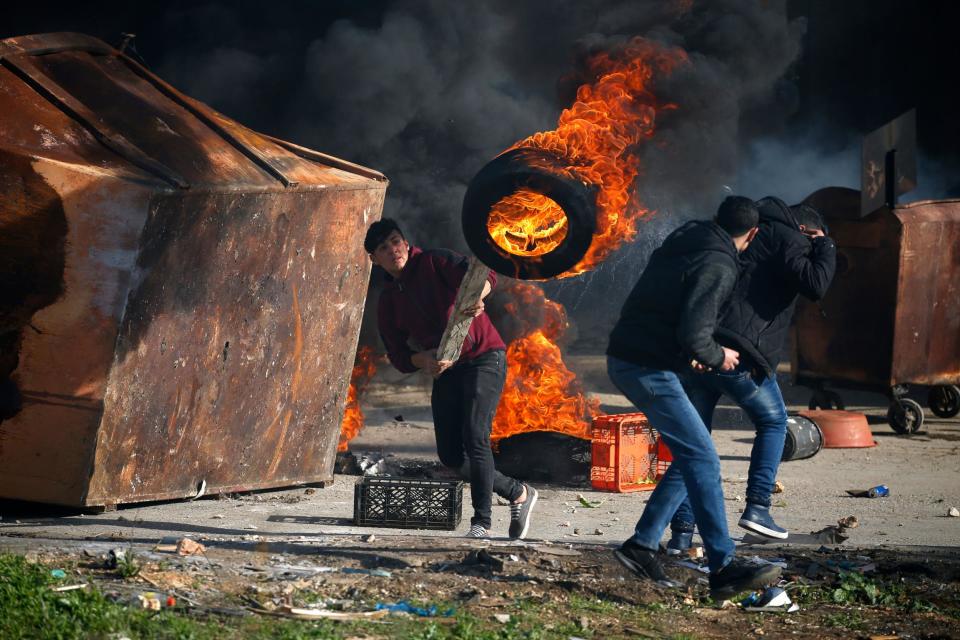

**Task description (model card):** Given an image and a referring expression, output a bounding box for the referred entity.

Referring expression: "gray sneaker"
[466,524,489,539]
[508,485,538,539]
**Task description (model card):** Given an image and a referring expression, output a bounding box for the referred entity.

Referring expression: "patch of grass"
[823,610,865,630]
[114,548,141,579]
[565,593,619,615]
[794,570,937,615]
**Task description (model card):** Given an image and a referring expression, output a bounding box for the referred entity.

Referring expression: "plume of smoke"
[150,0,810,347]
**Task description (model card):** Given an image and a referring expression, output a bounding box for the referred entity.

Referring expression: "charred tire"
[808,389,845,411]
[462,147,597,280]
[928,385,960,419]
[888,398,924,434]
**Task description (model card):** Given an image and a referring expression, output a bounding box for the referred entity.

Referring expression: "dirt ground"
[1,356,959,638]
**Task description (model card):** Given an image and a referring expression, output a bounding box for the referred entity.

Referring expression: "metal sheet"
[795,189,960,390]
[0,32,387,507]
[891,200,960,385]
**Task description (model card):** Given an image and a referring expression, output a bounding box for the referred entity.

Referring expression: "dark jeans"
[432,349,522,528]
[607,356,735,573]
[671,367,788,530]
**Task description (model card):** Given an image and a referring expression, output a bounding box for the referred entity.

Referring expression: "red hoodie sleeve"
[377,293,417,373]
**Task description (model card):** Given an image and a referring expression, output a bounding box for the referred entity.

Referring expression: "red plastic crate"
[591,413,671,492]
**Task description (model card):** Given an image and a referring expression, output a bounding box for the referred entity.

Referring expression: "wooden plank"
[436,257,490,362]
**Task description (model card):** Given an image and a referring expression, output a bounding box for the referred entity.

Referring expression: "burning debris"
[490,281,598,443]
[464,38,685,280]
[338,346,378,452]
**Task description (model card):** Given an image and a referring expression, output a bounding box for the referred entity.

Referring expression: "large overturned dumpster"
[0,33,387,507]
[793,187,960,434]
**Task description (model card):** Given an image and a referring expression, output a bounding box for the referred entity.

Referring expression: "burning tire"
[462,147,597,280]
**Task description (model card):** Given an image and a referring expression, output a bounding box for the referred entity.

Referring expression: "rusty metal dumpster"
[0,32,387,507]
[793,187,960,434]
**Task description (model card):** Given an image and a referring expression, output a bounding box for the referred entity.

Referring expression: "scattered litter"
[51,583,88,592]
[572,528,581,536]
[869,636,899,640]
[463,549,504,572]
[811,525,849,544]
[837,515,859,529]
[265,564,392,578]
[559,521,571,528]
[273,606,389,621]
[846,485,890,498]
[734,495,743,502]
[190,479,207,501]
[773,480,785,494]
[358,452,386,476]
[362,534,376,543]
[675,560,710,574]
[243,525,258,530]
[304,488,316,495]
[341,567,392,578]
[49,569,66,579]
[532,545,581,557]
[949,507,959,517]
[136,592,163,610]
[593,528,604,535]
[687,547,704,560]
[494,613,511,623]
[375,601,455,617]
[108,548,131,568]
[577,493,605,508]
[211,514,225,519]
[176,538,206,556]
[741,587,800,613]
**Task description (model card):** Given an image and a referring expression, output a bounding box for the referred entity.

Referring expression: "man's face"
[370,230,410,276]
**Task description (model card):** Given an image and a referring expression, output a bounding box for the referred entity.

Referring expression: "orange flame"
[487,190,568,257]
[492,282,600,442]
[338,345,377,452]
[489,38,685,277]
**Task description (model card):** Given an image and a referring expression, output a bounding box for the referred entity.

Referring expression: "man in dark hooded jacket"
[665,197,836,551]
[607,196,782,600]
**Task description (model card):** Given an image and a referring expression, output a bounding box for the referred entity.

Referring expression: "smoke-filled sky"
[5,0,958,343]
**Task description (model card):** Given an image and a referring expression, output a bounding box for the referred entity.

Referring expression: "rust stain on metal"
[795,188,960,390]
[0,32,387,507]
[267,284,304,478]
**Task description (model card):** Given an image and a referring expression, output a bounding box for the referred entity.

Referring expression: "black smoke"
[4,0,957,347]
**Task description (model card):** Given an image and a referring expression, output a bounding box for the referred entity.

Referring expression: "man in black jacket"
[607,196,782,599]
[666,197,836,551]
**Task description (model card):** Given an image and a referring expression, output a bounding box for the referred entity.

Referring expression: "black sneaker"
[614,539,673,583]
[508,484,538,539]
[709,556,782,600]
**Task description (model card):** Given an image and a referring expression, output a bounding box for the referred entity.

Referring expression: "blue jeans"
[671,367,788,530]
[607,356,735,573]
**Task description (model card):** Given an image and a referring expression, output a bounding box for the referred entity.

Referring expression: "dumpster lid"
[0,32,386,191]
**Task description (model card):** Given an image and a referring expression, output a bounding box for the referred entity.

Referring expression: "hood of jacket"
[756,196,801,233]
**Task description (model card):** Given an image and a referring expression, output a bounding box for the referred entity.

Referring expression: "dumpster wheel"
[928,385,960,419]
[808,389,845,411]
[888,398,924,434]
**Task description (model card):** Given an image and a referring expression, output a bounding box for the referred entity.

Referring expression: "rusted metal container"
[793,187,960,433]
[0,33,387,507]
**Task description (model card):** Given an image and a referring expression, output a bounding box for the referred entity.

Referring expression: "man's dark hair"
[715,196,759,237]
[791,203,828,234]
[364,218,405,254]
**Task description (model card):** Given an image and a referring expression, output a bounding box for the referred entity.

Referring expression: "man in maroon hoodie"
[364,218,538,539]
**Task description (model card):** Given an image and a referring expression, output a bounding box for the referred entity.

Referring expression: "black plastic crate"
[353,476,463,530]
